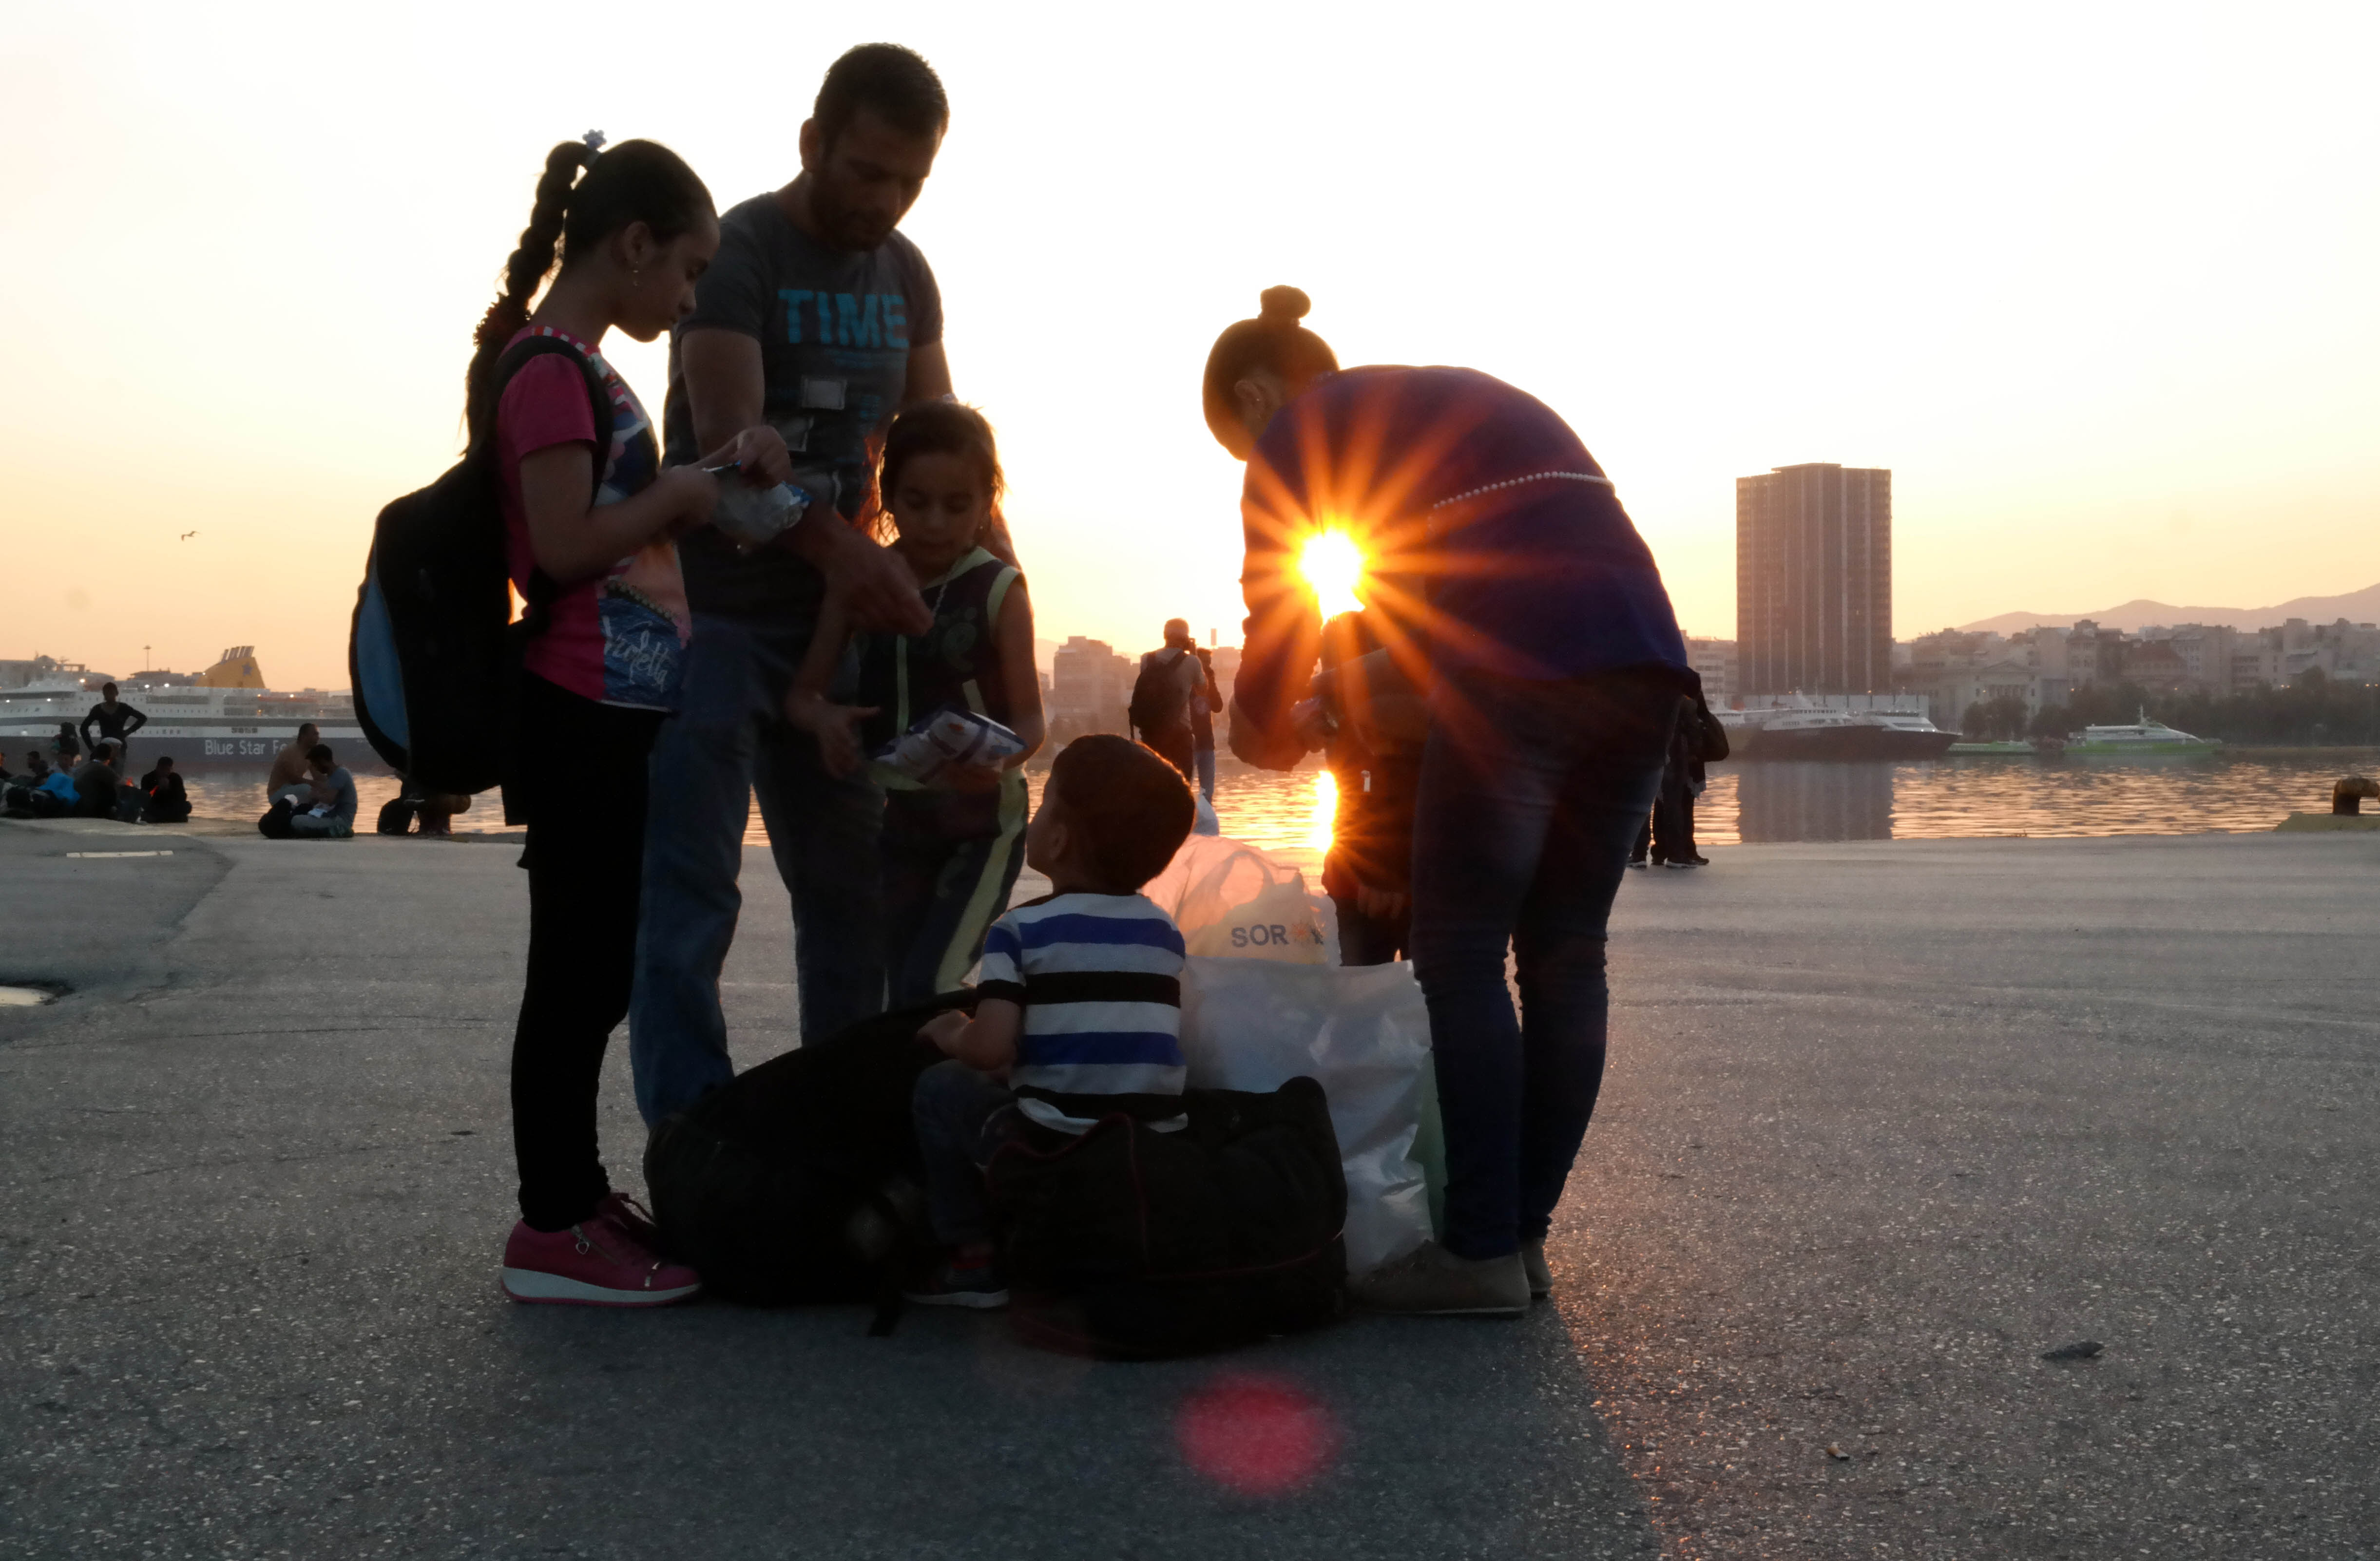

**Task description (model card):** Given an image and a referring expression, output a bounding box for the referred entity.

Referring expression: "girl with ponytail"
[477,134,792,1307]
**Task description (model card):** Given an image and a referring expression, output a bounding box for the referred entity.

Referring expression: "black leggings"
[509,675,663,1232]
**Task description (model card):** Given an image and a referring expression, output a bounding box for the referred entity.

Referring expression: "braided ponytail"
[461,137,713,436]
[464,141,595,432]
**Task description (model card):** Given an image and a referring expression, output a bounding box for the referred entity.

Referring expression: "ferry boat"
[1718,698,1959,761]
[2061,714,2221,756]
[0,647,364,764]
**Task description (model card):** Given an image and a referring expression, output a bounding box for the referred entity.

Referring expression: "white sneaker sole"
[902,1288,1010,1310]
[501,1267,701,1307]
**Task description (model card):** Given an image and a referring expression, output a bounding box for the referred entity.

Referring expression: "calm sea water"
[176,748,2375,860]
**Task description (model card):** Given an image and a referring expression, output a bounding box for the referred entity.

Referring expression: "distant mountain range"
[1958,582,2380,635]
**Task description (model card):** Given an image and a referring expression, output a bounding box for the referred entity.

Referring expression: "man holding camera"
[1130,620,1214,785]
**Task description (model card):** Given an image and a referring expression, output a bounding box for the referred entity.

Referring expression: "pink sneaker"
[500,1205,701,1307]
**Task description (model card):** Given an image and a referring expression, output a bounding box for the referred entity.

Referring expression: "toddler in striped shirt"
[906,734,1196,1308]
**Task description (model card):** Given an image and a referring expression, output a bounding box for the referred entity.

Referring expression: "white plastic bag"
[1177,957,1435,1275]
[1143,833,1336,963]
[1151,832,1433,1274]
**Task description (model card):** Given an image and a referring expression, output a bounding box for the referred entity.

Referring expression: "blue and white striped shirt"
[978,892,1188,1135]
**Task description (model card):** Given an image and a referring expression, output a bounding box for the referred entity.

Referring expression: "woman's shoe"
[1350,1241,1528,1317]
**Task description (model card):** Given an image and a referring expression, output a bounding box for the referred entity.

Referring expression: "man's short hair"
[101,682,117,696]
[307,744,333,765]
[815,43,948,148]
[1163,618,1190,640]
[1048,735,1194,894]
[298,723,319,738]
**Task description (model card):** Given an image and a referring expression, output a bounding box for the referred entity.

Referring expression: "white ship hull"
[0,683,366,765]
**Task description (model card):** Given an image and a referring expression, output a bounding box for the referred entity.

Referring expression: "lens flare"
[1177,1372,1340,1497]
[1307,768,1336,852]
[1298,531,1365,619]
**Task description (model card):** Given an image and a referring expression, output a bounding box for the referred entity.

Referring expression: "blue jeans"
[912,1059,1026,1246]
[1194,744,1216,800]
[1406,666,1673,1260]
[630,612,887,1127]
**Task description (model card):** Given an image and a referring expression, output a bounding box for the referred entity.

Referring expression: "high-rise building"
[1736,463,1892,694]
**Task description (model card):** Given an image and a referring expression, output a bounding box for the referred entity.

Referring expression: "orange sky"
[5,3,2377,686]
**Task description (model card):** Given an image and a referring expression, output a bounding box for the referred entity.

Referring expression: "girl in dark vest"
[786,402,1045,1004]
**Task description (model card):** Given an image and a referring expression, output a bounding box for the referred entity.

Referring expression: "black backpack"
[986,1077,1348,1358]
[1128,649,1194,741]
[348,338,606,795]
[642,995,965,1307]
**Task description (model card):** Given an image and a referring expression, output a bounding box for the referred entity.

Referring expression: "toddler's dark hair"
[1048,735,1193,894]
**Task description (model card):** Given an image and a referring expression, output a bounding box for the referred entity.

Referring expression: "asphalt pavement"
[2,817,2374,1559]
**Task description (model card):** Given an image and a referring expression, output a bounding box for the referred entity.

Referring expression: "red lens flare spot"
[1176,1372,1339,1496]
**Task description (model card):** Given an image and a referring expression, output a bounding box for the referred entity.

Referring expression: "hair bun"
[1257,286,1311,328]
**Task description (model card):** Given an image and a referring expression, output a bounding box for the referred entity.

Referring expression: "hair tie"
[581,129,607,159]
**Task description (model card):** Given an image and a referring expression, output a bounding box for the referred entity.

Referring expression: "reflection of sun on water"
[1307,768,1336,851]
[1298,531,1365,619]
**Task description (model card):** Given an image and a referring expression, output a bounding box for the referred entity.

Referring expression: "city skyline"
[4,5,2377,687]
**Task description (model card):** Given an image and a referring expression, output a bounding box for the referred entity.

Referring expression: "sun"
[1297,531,1365,619]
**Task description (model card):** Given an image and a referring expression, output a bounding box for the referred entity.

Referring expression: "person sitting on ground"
[4,751,71,817]
[139,755,192,825]
[905,734,1196,1309]
[285,744,359,838]
[11,763,79,818]
[266,723,321,802]
[80,683,147,771]
[1130,620,1206,782]
[71,741,130,819]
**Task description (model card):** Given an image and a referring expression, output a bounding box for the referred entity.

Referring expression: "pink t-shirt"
[493,327,690,709]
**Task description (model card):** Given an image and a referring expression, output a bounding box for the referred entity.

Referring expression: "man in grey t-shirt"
[631,43,952,1127]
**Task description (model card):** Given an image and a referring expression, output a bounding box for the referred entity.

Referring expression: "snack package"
[712,482,809,550]
[872,708,1025,786]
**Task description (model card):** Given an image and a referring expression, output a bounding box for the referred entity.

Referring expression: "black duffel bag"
[987,1076,1348,1358]
[642,994,965,1306]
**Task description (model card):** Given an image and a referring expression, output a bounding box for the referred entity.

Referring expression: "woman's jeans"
[509,675,662,1232]
[1407,666,1672,1261]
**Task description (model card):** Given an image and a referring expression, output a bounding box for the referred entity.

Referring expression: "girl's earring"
[631,267,643,289]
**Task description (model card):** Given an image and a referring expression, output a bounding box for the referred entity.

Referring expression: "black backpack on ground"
[1128,649,1195,742]
[986,1077,1348,1359]
[642,995,965,1306]
[347,338,605,795]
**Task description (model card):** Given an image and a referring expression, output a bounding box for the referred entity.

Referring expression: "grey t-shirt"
[663,192,942,622]
[316,767,358,827]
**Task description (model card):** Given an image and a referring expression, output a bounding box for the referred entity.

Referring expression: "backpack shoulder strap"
[475,335,615,501]
[476,334,614,630]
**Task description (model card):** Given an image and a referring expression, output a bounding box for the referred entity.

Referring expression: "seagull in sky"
[180,530,198,541]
